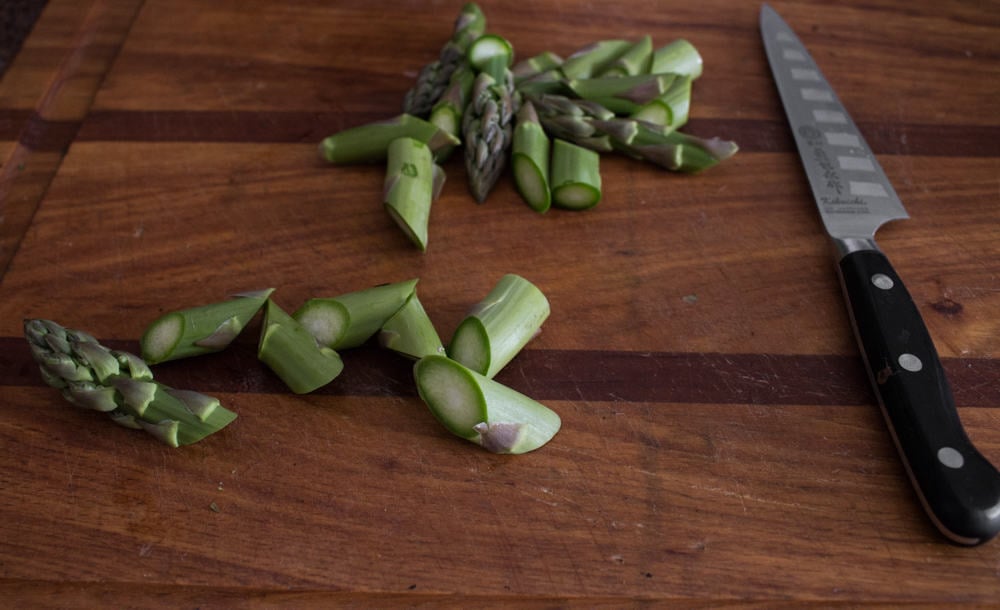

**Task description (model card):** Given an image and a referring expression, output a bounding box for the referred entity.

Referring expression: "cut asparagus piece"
[463,52,518,202]
[511,101,551,213]
[448,274,550,378]
[650,38,703,80]
[258,300,343,394]
[403,2,486,117]
[467,34,514,71]
[597,35,652,77]
[24,319,236,446]
[560,39,631,79]
[293,278,419,350]
[512,51,563,84]
[140,289,274,364]
[319,114,460,164]
[619,122,739,172]
[550,139,602,210]
[568,73,671,106]
[383,137,439,251]
[379,291,445,359]
[414,355,561,454]
[428,65,475,159]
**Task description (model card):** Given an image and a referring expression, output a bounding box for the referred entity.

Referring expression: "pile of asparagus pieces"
[319,3,738,249]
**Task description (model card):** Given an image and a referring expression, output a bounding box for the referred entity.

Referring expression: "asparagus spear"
[379,291,445,359]
[467,34,514,71]
[560,39,631,79]
[448,274,549,378]
[403,2,487,117]
[415,355,560,454]
[551,139,602,210]
[619,122,739,172]
[597,35,653,77]
[511,101,552,212]
[383,137,443,251]
[462,48,519,202]
[293,279,419,350]
[428,65,475,159]
[258,300,344,394]
[24,319,236,446]
[319,114,460,164]
[140,289,273,364]
[512,51,563,84]
[650,39,703,79]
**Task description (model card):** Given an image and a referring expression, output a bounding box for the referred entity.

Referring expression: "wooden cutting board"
[2,0,999,605]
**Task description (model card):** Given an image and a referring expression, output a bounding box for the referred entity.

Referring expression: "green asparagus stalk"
[467,34,514,71]
[568,73,672,107]
[140,289,273,364]
[403,2,487,117]
[511,101,551,213]
[650,39,703,80]
[462,50,518,202]
[414,355,561,454]
[428,65,475,159]
[560,39,631,79]
[448,274,550,378]
[597,35,652,77]
[258,300,344,394]
[24,319,236,446]
[514,68,571,97]
[379,291,445,359]
[550,139,602,210]
[630,75,691,129]
[293,279,419,350]
[319,114,460,164]
[383,137,442,251]
[619,122,739,172]
[512,51,563,84]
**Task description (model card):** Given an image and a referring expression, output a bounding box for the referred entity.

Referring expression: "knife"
[760,3,1000,545]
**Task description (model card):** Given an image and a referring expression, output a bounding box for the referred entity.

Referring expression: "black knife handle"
[838,248,1000,545]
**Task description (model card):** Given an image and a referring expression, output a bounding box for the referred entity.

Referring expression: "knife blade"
[760,3,1000,546]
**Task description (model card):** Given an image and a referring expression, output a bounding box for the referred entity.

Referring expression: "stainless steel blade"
[760,3,908,256]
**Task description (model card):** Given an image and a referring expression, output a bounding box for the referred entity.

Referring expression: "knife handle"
[838,248,1000,545]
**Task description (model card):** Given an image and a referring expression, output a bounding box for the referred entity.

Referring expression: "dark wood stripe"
[0,109,80,152]
[68,111,1000,157]
[3,337,998,407]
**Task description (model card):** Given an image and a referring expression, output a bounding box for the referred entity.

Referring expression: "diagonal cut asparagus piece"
[140,289,274,364]
[428,65,475,160]
[24,319,236,446]
[629,75,691,130]
[448,274,549,378]
[379,291,445,359]
[560,39,631,79]
[511,101,551,213]
[403,2,487,117]
[258,300,344,394]
[414,355,561,454]
[597,35,653,77]
[550,139,602,210]
[293,279,419,350]
[319,114,460,164]
[512,51,563,84]
[383,137,441,252]
[619,121,739,172]
[650,39,703,80]
[568,73,672,106]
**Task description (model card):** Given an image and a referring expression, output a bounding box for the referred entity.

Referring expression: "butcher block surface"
[2,0,999,606]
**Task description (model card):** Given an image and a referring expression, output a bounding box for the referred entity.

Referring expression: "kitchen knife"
[760,3,1000,545]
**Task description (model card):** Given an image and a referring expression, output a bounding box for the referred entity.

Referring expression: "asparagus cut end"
[447,316,490,376]
[468,34,513,72]
[414,355,487,439]
[139,313,183,364]
[553,183,602,210]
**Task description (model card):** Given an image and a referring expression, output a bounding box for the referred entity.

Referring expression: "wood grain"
[1,0,999,605]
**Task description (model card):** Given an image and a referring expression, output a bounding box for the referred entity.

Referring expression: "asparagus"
[467,34,514,71]
[293,279,419,350]
[511,101,552,212]
[462,49,519,202]
[24,319,236,446]
[379,291,446,359]
[650,39,703,80]
[560,39,631,79]
[428,65,475,159]
[550,139,602,209]
[598,35,653,77]
[403,2,487,117]
[619,122,739,172]
[512,51,563,84]
[140,289,273,364]
[568,73,674,107]
[383,137,443,251]
[258,300,344,394]
[319,114,460,164]
[628,75,691,130]
[414,355,560,454]
[448,274,549,378]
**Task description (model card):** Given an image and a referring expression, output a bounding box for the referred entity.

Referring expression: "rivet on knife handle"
[760,3,1000,545]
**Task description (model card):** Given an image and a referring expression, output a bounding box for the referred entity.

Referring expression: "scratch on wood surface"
[688,482,806,512]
